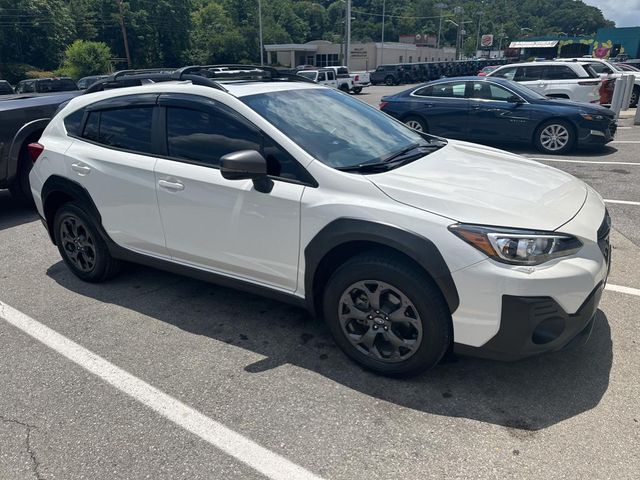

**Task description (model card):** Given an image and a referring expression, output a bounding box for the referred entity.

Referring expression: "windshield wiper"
[336,145,442,173]
[337,144,441,173]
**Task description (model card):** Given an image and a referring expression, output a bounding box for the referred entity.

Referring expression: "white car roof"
[500,61,592,67]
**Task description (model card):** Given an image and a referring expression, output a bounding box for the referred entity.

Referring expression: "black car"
[0,80,14,95]
[77,75,110,90]
[371,64,407,86]
[380,76,616,154]
[15,77,78,94]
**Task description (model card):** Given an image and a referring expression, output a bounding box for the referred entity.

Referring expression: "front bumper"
[578,120,617,145]
[454,282,603,361]
[451,206,610,361]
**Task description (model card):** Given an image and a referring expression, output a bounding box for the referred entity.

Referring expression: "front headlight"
[580,113,605,121]
[449,224,583,265]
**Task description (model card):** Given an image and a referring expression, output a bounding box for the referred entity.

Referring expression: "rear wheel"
[53,203,121,282]
[352,87,362,94]
[323,253,452,376]
[403,115,428,133]
[535,119,575,154]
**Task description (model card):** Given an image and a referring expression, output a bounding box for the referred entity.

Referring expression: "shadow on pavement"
[47,261,613,432]
[483,143,619,158]
[0,190,38,231]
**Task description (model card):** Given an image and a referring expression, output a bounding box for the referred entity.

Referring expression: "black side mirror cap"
[220,150,273,193]
[508,96,525,103]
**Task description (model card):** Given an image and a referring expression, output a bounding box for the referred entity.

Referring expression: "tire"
[534,119,576,154]
[630,86,639,108]
[339,83,350,93]
[352,87,362,94]
[53,202,121,282]
[385,75,395,86]
[8,149,34,206]
[322,252,452,377]
[403,115,428,133]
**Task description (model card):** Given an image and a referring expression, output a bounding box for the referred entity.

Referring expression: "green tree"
[60,39,112,78]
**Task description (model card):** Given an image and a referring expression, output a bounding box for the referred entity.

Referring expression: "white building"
[265,40,457,71]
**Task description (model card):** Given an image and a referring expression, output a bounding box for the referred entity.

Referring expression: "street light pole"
[380,0,385,66]
[345,0,352,68]
[436,3,446,50]
[258,0,264,66]
[475,10,483,56]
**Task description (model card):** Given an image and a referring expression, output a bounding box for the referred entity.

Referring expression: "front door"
[154,94,305,291]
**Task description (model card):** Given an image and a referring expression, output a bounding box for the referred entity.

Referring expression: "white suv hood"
[369,140,587,231]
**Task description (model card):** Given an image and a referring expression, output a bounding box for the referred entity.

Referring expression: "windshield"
[498,79,548,100]
[297,71,317,80]
[37,79,78,93]
[242,88,439,169]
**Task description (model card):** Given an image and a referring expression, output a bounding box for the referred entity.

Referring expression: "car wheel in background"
[352,87,362,94]
[8,150,34,206]
[53,203,121,282]
[322,252,452,377]
[535,119,576,154]
[385,75,395,86]
[403,115,428,133]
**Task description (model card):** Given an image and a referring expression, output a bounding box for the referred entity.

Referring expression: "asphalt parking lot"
[1,84,639,479]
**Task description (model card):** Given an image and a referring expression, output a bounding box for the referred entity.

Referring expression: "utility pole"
[475,10,483,57]
[345,0,352,68]
[454,6,463,61]
[380,0,385,66]
[116,0,132,68]
[436,3,446,50]
[258,0,264,66]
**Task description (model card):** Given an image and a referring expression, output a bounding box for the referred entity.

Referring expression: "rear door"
[410,80,470,138]
[467,81,533,142]
[63,95,168,257]
[514,65,547,94]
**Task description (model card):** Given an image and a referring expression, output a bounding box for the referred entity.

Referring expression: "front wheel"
[385,75,395,86]
[535,120,576,154]
[323,253,452,376]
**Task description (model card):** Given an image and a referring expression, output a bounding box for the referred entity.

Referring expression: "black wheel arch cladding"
[305,218,460,318]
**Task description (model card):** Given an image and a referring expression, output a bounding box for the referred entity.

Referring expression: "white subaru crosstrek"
[28,68,611,376]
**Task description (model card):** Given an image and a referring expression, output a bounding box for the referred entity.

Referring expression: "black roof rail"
[83,64,315,94]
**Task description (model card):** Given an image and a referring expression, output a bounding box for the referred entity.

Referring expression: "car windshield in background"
[296,71,316,80]
[242,88,442,170]
[39,79,78,92]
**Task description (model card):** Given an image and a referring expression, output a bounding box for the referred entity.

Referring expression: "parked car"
[0,80,14,95]
[555,58,640,107]
[478,65,499,76]
[77,75,110,90]
[325,66,371,94]
[15,77,78,94]
[0,90,83,203]
[29,67,610,376]
[379,76,616,154]
[371,64,406,85]
[296,68,339,89]
[488,61,601,104]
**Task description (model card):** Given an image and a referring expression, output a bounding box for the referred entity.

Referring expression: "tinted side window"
[263,137,308,181]
[83,111,99,142]
[166,107,260,167]
[64,109,85,136]
[414,81,466,98]
[94,107,154,153]
[544,66,578,80]
[492,67,516,80]
[516,66,545,81]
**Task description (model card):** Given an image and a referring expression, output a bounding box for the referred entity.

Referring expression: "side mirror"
[507,96,524,104]
[220,150,273,193]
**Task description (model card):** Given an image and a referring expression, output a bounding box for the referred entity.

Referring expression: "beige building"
[265,40,457,71]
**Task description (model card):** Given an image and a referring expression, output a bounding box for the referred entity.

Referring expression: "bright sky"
[583,0,640,27]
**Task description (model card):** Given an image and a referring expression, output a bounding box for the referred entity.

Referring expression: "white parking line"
[528,157,640,166]
[0,301,324,480]
[604,199,640,206]
[606,284,640,297]
[611,140,640,144]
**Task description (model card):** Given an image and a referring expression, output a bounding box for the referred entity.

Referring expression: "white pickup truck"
[296,68,354,92]
[326,66,371,94]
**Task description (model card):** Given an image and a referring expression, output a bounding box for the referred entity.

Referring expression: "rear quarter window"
[63,109,85,136]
